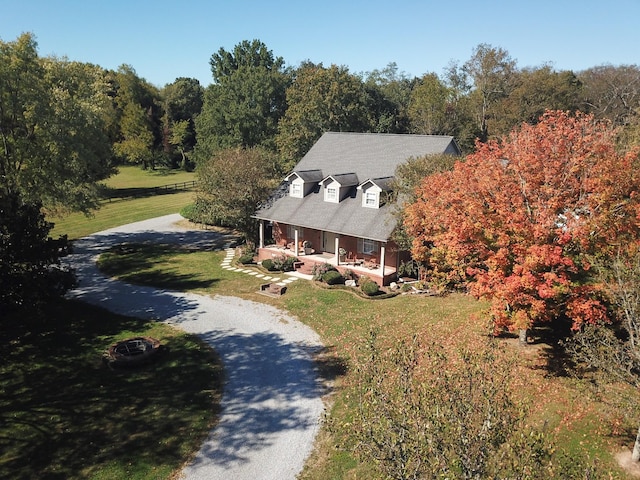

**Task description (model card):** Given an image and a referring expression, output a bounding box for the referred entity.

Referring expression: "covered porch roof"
[254,192,397,243]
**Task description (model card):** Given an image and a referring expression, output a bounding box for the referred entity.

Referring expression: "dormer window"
[291,182,302,198]
[319,173,358,204]
[358,176,393,209]
[365,191,377,207]
[285,170,323,199]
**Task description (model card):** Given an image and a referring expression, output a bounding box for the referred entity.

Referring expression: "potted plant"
[303,240,313,255]
[339,247,347,262]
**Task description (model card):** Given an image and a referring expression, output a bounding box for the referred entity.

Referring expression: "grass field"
[49,166,197,240]
[0,299,223,480]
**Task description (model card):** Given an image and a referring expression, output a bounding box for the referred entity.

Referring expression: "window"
[326,187,337,202]
[365,191,377,207]
[287,225,303,238]
[291,182,302,197]
[358,238,378,255]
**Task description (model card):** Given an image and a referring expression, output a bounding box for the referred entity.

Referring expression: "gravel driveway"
[63,214,325,479]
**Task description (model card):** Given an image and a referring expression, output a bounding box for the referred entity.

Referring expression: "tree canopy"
[194,40,290,159]
[404,110,640,338]
[193,147,281,240]
[0,33,114,311]
[1,33,114,213]
[276,63,374,168]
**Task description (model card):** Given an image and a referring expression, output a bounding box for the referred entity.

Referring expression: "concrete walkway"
[63,214,325,480]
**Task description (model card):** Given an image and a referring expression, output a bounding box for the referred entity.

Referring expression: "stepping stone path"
[220,245,299,287]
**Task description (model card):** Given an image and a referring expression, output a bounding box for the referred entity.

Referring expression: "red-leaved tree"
[404,110,640,340]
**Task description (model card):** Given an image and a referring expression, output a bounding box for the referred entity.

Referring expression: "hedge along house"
[253,132,461,286]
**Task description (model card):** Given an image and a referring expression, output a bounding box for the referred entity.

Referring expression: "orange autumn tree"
[404,110,640,341]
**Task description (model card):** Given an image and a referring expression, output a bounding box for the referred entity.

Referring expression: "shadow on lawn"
[0,300,223,480]
[99,242,222,291]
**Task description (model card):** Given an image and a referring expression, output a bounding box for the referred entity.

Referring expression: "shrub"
[180,202,213,225]
[343,269,357,282]
[312,263,335,281]
[261,259,276,271]
[271,254,297,272]
[238,252,255,265]
[262,255,297,272]
[180,203,196,221]
[360,277,380,296]
[400,283,413,293]
[353,332,553,479]
[322,270,344,285]
[282,256,298,272]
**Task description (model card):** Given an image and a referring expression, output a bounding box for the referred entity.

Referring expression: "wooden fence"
[102,181,197,202]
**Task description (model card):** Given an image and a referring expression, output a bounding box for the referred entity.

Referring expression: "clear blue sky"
[2,0,639,88]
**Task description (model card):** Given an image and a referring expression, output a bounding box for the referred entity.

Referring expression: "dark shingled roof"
[255,132,460,242]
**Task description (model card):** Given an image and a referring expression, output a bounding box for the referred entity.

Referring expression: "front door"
[322,232,337,254]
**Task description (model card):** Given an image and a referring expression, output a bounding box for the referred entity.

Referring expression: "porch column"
[335,236,340,264]
[380,243,386,277]
[259,220,264,248]
[294,228,299,255]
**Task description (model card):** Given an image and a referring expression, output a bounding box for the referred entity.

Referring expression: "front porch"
[257,244,397,286]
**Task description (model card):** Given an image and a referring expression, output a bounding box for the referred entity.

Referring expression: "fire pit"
[105,336,161,367]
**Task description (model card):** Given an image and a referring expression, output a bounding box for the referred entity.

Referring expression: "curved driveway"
[64,214,325,480]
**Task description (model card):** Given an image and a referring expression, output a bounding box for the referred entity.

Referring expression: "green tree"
[441,61,481,154]
[0,33,113,310]
[113,102,155,169]
[390,153,458,254]
[168,119,191,170]
[492,65,583,137]
[162,77,203,169]
[194,40,290,160]
[364,62,414,133]
[276,63,374,168]
[408,72,452,135]
[112,65,162,169]
[194,147,281,240]
[462,43,517,141]
[0,194,75,313]
[578,64,640,128]
[1,34,113,213]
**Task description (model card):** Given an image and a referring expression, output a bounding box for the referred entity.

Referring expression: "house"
[253,132,461,285]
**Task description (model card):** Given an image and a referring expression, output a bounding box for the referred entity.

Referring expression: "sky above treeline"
[2,0,638,88]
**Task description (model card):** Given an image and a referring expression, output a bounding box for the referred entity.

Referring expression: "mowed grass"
[49,166,197,240]
[1,167,220,480]
[97,244,640,479]
[0,299,223,480]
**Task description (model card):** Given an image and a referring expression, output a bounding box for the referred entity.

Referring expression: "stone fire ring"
[105,336,161,367]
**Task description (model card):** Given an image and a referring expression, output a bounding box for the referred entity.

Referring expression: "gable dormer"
[284,169,323,198]
[319,173,359,203]
[357,177,394,209]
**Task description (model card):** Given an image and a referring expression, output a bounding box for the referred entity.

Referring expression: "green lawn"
[50,191,195,240]
[95,244,639,479]
[50,166,197,240]
[0,299,223,480]
[103,165,196,189]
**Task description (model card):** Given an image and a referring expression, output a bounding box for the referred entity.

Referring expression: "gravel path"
[64,214,325,480]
